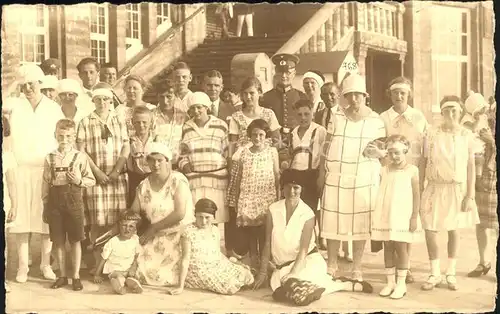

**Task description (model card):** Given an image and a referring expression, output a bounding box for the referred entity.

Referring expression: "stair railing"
[275,3,344,55]
[115,4,207,88]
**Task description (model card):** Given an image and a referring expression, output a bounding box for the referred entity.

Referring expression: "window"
[126,4,141,41]
[18,4,49,65]
[89,4,109,64]
[156,3,172,35]
[125,4,143,61]
[431,5,470,112]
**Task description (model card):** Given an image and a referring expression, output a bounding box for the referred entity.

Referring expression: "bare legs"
[422,229,459,290]
[326,239,365,280]
[236,14,254,37]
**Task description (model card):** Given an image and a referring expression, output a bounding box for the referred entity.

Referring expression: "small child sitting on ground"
[93,212,143,295]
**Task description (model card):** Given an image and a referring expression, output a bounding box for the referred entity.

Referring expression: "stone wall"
[1,6,21,95]
[63,4,92,80]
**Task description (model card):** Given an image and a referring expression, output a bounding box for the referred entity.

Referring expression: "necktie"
[211,103,217,116]
[324,108,332,128]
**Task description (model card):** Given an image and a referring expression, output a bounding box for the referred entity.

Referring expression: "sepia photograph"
[1,1,496,313]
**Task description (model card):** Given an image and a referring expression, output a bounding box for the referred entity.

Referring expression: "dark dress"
[233,3,254,16]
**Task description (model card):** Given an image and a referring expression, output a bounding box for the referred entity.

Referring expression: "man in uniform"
[262,53,307,132]
[40,58,61,79]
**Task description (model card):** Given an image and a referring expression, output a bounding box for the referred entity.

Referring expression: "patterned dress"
[151,107,187,165]
[227,108,280,207]
[177,117,229,223]
[183,224,254,294]
[420,126,480,231]
[236,146,278,227]
[76,111,129,227]
[136,172,195,286]
[371,165,422,243]
[320,109,386,241]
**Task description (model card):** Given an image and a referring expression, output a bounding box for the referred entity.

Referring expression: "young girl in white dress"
[371,135,422,299]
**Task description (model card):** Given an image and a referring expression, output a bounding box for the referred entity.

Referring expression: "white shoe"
[379,284,395,297]
[390,284,407,299]
[41,266,56,280]
[16,268,29,283]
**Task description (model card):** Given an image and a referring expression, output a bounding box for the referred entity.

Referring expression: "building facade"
[1,2,494,124]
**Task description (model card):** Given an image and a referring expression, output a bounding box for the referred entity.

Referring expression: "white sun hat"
[58,79,81,96]
[144,142,173,161]
[18,64,45,85]
[187,91,211,108]
[341,73,367,96]
[40,75,59,90]
[464,91,487,116]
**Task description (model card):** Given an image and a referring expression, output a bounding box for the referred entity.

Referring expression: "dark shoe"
[405,269,415,284]
[72,278,83,291]
[51,277,68,289]
[467,263,491,277]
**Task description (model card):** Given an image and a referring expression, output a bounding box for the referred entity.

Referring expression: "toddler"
[93,212,143,295]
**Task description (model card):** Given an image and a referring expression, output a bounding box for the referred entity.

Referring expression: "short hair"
[240,76,263,94]
[246,119,270,138]
[204,70,223,80]
[293,99,313,111]
[388,76,412,89]
[124,74,147,90]
[223,84,239,95]
[118,211,141,223]
[77,57,100,73]
[56,119,76,131]
[173,61,191,72]
[100,62,116,70]
[159,82,175,95]
[385,134,411,153]
[132,105,153,119]
[321,82,339,94]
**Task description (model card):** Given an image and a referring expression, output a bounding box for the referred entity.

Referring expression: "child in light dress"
[93,212,143,295]
[371,135,421,299]
[234,119,280,271]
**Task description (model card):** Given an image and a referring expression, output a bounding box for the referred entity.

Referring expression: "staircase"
[143,32,293,103]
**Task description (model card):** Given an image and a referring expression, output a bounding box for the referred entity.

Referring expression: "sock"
[430,259,441,277]
[396,269,408,284]
[446,258,457,275]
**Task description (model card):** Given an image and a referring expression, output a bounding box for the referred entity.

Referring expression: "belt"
[191,166,227,174]
[275,247,318,270]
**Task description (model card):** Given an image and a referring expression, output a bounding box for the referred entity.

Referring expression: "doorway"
[365,50,403,114]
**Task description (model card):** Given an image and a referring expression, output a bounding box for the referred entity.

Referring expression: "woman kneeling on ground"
[167,198,254,295]
[252,169,373,306]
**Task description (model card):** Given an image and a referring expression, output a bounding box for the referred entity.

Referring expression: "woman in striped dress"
[317,74,386,281]
[115,75,156,137]
[178,92,230,226]
[76,82,130,273]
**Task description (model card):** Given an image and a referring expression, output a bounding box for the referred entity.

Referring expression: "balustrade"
[358,2,402,38]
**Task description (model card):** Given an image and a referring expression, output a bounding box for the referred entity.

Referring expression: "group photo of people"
[2,48,497,307]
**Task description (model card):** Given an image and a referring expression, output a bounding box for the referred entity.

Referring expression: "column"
[354,44,368,76]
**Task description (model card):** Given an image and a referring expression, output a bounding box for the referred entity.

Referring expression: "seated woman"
[167,198,254,295]
[253,169,373,306]
[130,142,195,286]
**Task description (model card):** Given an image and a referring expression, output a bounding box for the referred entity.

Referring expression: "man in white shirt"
[172,62,193,112]
[76,57,99,115]
[201,70,235,121]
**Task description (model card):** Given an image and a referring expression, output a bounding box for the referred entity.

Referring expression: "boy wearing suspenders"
[288,99,327,245]
[42,119,96,291]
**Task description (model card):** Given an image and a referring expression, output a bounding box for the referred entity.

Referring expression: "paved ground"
[5,228,498,314]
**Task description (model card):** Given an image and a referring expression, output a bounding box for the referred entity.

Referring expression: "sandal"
[421,275,441,291]
[467,263,491,277]
[445,274,458,291]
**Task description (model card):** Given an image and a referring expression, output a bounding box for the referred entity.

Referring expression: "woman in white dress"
[9,65,64,283]
[420,96,480,291]
[253,170,373,306]
[130,142,195,286]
